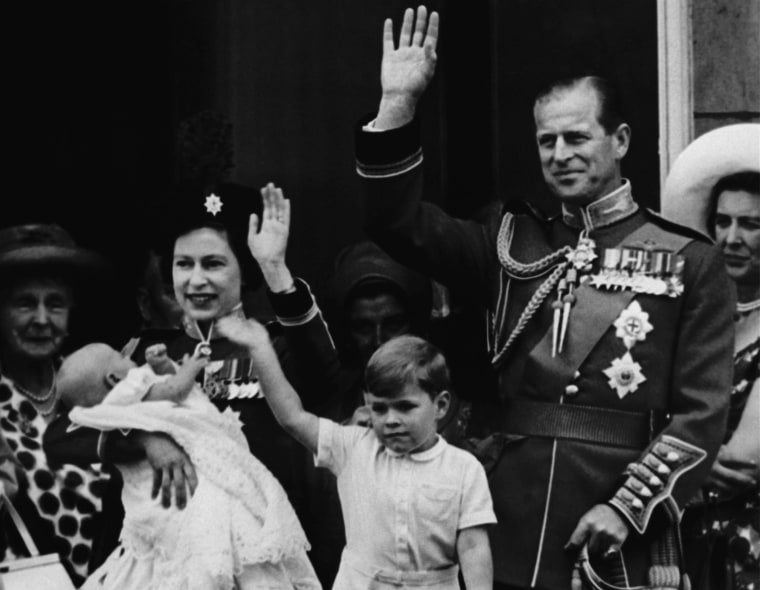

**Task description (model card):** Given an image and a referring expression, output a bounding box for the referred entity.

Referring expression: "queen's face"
[172,227,243,324]
[0,277,72,362]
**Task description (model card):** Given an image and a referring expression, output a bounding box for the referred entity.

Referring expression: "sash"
[527,222,693,385]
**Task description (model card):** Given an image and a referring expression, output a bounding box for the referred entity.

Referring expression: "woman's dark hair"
[364,335,450,400]
[707,171,760,238]
[156,182,264,292]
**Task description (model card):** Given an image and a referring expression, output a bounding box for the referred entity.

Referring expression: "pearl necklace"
[14,367,59,417]
[737,299,760,314]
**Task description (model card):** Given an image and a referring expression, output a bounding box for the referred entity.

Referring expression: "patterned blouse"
[0,374,109,586]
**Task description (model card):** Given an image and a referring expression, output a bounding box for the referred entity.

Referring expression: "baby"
[57,342,321,590]
[216,316,496,590]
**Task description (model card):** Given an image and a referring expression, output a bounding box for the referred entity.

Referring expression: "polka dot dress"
[0,377,109,587]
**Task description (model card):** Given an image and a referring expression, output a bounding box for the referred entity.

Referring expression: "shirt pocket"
[416,483,458,524]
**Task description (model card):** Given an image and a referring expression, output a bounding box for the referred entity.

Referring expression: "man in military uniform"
[354,7,734,589]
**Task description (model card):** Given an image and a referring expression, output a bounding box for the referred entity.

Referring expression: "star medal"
[613,301,653,349]
[603,352,646,399]
[604,300,652,399]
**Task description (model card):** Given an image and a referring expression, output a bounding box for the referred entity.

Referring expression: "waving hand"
[376,6,440,130]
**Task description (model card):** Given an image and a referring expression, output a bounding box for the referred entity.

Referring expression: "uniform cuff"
[355,114,423,178]
[267,277,319,326]
[609,434,707,534]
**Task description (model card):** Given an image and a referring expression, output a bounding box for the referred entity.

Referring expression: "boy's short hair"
[364,335,450,399]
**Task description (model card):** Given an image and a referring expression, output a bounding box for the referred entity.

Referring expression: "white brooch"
[613,301,653,349]
[204,193,223,216]
[603,352,646,399]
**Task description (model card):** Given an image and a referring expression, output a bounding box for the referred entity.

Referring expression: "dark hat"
[331,241,432,321]
[155,182,265,290]
[0,224,104,271]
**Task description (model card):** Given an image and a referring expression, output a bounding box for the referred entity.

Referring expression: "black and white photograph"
[1,1,758,589]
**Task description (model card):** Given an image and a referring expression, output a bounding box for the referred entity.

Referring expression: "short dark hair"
[534,75,626,134]
[708,171,760,237]
[364,335,450,400]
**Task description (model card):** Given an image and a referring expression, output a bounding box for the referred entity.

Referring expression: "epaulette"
[642,208,713,245]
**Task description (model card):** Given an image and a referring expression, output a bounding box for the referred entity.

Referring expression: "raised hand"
[248,183,295,293]
[376,5,440,130]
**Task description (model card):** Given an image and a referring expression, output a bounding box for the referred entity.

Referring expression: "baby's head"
[363,335,451,454]
[58,343,137,409]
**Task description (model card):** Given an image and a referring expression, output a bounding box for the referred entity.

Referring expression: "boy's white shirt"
[315,417,495,585]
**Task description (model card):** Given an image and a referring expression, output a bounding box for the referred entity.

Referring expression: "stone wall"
[693,0,760,136]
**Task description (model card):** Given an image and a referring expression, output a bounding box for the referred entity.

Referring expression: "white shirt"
[316,418,496,589]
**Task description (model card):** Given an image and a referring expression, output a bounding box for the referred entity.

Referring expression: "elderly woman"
[0,223,108,586]
[44,182,338,579]
[663,124,760,590]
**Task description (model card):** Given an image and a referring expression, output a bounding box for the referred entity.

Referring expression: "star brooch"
[204,193,223,216]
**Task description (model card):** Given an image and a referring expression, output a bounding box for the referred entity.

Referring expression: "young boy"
[217,316,495,590]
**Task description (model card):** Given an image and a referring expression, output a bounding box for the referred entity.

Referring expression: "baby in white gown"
[57,342,321,590]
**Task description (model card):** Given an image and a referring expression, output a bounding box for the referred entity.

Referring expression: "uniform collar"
[561,180,638,231]
[383,435,447,461]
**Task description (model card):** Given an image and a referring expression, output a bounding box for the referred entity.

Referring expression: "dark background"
[5,0,658,348]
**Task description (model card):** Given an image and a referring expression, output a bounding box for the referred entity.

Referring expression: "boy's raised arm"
[456,526,493,590]
[215,315,320,455]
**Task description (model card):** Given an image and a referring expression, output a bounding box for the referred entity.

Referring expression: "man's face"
[347,291,412,367]
[714,190,760,288]
[534,81,630,206]
[365,383,449,455]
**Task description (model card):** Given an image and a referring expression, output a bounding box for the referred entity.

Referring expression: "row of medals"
[552,238,684,357]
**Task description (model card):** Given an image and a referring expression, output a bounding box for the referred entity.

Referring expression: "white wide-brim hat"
[661,123,760,235]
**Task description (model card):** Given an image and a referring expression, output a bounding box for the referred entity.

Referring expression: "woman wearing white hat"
[662,124,760,590]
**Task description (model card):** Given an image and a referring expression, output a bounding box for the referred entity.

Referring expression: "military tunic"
[355,117,734,589]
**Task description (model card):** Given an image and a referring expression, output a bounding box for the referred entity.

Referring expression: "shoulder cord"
[491,261,568,369]
[497,212,572,279]
[492,212,571,367]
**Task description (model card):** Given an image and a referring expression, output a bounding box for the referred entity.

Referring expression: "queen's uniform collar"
[562,180,638,231]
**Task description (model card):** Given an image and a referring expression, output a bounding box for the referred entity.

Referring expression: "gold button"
[565,385,579,396]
